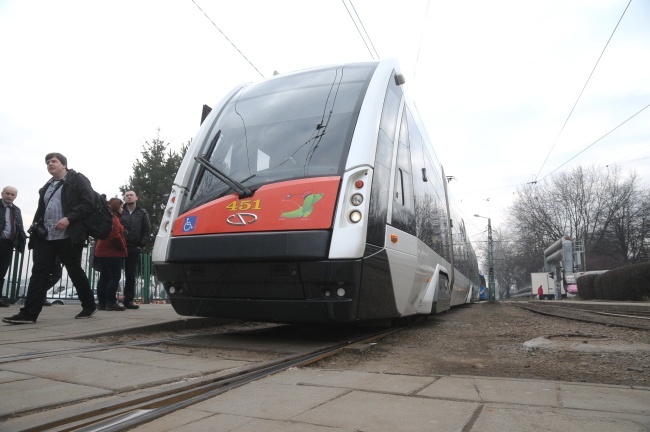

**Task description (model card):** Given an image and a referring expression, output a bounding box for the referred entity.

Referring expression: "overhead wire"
[610,142,650,166]
[189,0,264,78]
[609,155,650,167]
[534,0,633,181]
[341,0,380,59]
[413,0,431,82]
[537,103,650,182]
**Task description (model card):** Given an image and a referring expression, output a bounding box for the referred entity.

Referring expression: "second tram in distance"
[152,59,480,323]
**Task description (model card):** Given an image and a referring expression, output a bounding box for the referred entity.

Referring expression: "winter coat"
[120,205,151,248]
[29,169,94,248]
[94,214,127,258]
[0,203,26,254]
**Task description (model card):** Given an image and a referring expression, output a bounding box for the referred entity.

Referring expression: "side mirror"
[200,104,212,125]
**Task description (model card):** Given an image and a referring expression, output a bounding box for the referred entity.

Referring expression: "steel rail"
[514,303,650,331]
[0,323,286,364]
[18,326,404,432]
[575,309,650,321]
[0,334,210,364]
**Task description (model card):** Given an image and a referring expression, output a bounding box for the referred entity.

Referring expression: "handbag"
[28,219,47,238]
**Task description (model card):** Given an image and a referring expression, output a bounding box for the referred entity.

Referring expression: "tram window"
[367,71,403,246]
[406,107,450,260]
[396,169,404,205]
[390,110,415,235]
[223,146,232,173]
[183,63,376,211]
[257,149,270,171]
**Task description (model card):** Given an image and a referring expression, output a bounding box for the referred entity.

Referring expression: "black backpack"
[84,192,113,240]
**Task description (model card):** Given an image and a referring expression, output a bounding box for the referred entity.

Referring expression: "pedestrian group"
[1,152,151,324]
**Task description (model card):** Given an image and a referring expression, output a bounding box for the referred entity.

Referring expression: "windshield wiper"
[190,130,221,200]
[194,155,253,199]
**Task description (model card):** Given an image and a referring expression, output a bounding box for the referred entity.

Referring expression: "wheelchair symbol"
[182,216,197,232]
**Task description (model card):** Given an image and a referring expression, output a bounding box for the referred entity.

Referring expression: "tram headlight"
[350,193,363,206]
[349,210,362,223]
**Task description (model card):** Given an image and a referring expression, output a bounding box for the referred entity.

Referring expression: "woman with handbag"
[93,198,128,311]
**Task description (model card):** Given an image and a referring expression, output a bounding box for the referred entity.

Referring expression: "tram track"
[0,334,211,365]
[513,301,650,331]
[0,321,295,365]
[8,324,404,432]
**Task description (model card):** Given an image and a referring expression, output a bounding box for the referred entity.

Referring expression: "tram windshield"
[184,62,377,212]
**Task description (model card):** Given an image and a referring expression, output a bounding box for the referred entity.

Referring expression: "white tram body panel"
[153,59,479,323]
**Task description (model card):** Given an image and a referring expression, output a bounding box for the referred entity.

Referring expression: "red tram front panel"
[172,177,341,236]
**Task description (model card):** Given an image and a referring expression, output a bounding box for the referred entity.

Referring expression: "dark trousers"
[96,257,122,306]
[46,261,63,291]
[0,239,14,297]
[123,246,140,305]
[21,237,95,319]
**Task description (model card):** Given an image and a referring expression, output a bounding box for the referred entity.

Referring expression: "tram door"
[386,107,427,314]
[364,72,423,315]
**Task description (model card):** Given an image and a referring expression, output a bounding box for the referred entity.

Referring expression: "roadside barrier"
[0,240,166,306]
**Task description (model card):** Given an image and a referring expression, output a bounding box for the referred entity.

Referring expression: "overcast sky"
[1,0,648,244]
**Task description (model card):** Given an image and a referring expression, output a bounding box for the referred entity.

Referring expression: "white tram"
[152,59,479,323]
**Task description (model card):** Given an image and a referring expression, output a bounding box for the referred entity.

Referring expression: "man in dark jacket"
[3,153,97,324]
[120,190,151,309]
[0,186,27,306]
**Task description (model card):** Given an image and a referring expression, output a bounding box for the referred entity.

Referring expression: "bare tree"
[503,165,648,284]
[490,228,516,298]
[604,175,650,264]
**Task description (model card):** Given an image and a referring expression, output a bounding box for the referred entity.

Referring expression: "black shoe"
[106,303,125,311]
[3,313,37,324]
[97,303,106,310]
[124,303,140,309]
[75,306,97,319]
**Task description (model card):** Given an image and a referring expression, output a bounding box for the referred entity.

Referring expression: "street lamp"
[474,214,495,303]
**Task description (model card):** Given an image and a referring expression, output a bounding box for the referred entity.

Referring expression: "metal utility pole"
[475,214,495,303]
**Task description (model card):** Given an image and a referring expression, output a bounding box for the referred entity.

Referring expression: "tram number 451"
[225,199,262,211]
